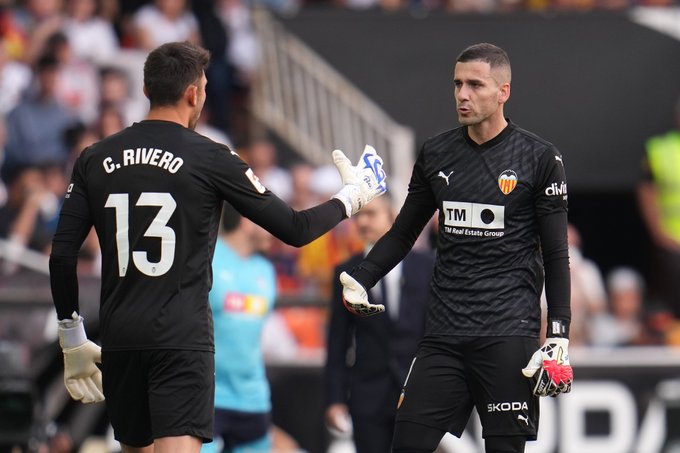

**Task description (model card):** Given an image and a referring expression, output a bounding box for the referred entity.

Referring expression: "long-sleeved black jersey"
[352,121,570,338]
[50,120,346,352]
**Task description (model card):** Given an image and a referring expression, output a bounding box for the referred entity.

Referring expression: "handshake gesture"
[333,144,388,316]
[332,145,387,218]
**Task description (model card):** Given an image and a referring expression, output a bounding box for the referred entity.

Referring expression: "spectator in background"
[203,202,297,453]
[265,162,315,295]
[289,162,316,210]
[44,31,100,125]
[94,103,126,138]
[13,0,64,65]
[193,0,233,134]
[216,0,260,142]
[0,117,7,206]
[4,54,78,173]
[325,193,434,453]
[222,0,260,85]
[0,6,28,61]
[566,223,607,345]
[62,0,120,66]
[246,139,292,202]
[99,65,147,126]
[0,38,31,116]
[637,97,680,318]
[589,267,650,347]
[446,0,497,13]
[0,165,55,275]
[195,109,234,147]
[132,0,201,51]
[297,165,363,299]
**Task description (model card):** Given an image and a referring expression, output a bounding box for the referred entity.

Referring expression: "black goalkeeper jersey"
[50,120,346,352]
[353,121,569,338]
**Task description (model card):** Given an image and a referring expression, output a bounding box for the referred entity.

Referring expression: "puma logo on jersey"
[518,414,529,425]
[438,170,453,186]
[555,155,563,165]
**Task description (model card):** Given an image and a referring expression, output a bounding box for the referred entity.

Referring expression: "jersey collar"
[463,118,515,151]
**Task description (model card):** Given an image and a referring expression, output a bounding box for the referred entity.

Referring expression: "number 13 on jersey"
[105,192,177,277]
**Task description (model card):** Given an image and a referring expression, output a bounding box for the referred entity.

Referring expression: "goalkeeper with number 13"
[339,43,572,453]
[49,41,386,453]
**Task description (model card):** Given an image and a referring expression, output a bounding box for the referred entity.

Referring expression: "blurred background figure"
[0,38,31,116]
[324,194,434,453]
[94,102,125,139]
[98,65,147,127]
[13,0,64,65]
[246,139,292,202]
[3,54,78,173]
[43,31,100,125]
[0,165,54,272]
[192,0,232,134]
[638,97,680,319]
[132,0,200,51]
[566,223,607,345]
[62,0,120,66]
[204,202,301,453]
[265,162,315,296]
[296,164,363,300]
[589,267,654,347]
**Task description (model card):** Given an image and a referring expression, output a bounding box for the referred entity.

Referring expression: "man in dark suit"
[324,194,435,453]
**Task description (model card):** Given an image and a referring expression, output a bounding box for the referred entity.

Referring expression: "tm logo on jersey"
[498,169,518,195]
[442,201,505,237]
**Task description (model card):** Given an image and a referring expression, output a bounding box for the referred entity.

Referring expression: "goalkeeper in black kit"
[49,41,386,453]
[339,43,572,453]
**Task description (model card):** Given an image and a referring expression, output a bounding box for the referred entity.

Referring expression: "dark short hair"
[35,54,59,73]
[456,43,511,71]
[221,202,242,233]
[143,41,210,108]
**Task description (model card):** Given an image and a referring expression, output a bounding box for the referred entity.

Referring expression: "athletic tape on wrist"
[58,313,87,349]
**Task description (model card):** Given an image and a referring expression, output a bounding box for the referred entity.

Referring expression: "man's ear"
[143,85,149,100]
[498,83,510,104]
[186,84,198,107]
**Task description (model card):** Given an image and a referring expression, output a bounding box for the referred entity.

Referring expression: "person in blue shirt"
[202,202,278,453]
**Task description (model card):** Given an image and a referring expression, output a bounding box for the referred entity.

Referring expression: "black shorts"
[395,336,540,440]
[102,349,215,447]
[213,408,271,448]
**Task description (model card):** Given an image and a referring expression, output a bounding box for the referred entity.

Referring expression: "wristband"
[546,318,569,339]
[58,312,87,349]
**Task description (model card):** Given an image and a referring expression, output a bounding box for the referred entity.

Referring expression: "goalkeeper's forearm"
[538,212,571,327]
[49,254,81,320]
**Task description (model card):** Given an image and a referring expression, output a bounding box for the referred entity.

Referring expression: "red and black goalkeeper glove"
[522,336,573,397]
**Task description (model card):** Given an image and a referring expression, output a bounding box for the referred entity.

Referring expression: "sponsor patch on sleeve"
[245,168,266,194]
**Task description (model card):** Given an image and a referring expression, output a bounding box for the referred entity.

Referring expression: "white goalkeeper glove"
[339,271,385,317]
[57,312,105,403]
[522,337,573,397]
[332,145,387,217]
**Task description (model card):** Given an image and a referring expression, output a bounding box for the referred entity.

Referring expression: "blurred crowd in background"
[0,0,680,451]
[1,0,680,367]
